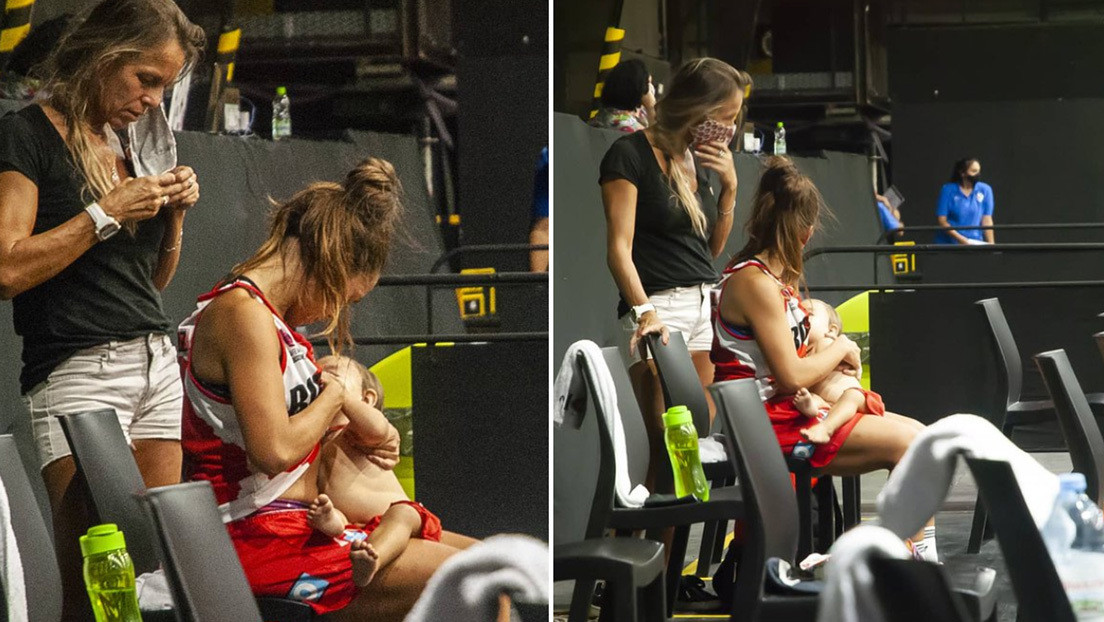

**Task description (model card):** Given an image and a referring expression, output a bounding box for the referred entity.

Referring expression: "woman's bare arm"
[195,293,345,476]
[723,270,859,392]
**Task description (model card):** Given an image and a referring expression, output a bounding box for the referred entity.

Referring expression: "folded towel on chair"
[553,340,649,507]
[404,535,549,622]
[0,474,27,622]
[876,413,1060,539]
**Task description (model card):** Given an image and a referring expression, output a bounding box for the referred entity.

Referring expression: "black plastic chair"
[709,380,997,622]
[869,558,973,622]
[57,409,316,622]
[708,379,817,620]
[1034,349,1104,503]
[599,346,745,616]
[645,331,731,574]
[141,482,263,622]
[0,434,63,622]
[968,298,1104,553]
[553,347,670,622]
[966,457,1076,622]
[647,332,853,564]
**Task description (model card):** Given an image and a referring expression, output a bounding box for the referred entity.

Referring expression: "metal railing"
[803,240,1104,292]
[318,244,550,348]
[876,223,1104,244]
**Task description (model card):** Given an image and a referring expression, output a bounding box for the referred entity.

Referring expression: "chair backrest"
[58,409,161,574]
[965,457,1075,622]
[1034,349,1104,503]
[0,435,62,622]
[646,332,711,434]
[141,482,263,622]
[868,558,970,622]
[976,297,1022,411]
[709,379,798,562]
[600,347,652,492]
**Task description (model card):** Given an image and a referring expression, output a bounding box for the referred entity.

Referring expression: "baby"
[793,299,885,444]
[307,355,443,587]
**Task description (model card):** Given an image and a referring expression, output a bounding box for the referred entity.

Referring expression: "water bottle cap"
[80,523,127,558]
[1059,472,1088,492]
[662,405,693,428]
[776,122,784,128]
[276,86,287,96]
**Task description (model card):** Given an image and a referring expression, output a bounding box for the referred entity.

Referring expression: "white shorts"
[22,333,183,470]
[623,282,715,361]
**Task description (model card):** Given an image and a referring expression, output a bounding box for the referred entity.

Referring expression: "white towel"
[0,475,28,622]
[553,340,650,507]
[816,524,911,622]
[699,437,727,464]
[404,535,549,622]
[106,104,178,177]
[136,569,173,611]
[877,413,1060,539]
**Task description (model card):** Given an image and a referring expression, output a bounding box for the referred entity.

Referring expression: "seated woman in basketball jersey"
[307,354,479,586]
[179,159,471,621]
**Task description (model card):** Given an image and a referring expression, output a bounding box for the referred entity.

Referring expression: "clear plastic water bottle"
[774,122,787,155]
[81,523,142,622]
[663,405,710,501]
[1042,473,1104,620]
[272,86,291,141]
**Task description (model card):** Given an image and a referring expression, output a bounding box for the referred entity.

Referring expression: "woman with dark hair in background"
[589,58,656,133]
[0,1,204,617]
[935,157,994,244]
[599,57,751,492]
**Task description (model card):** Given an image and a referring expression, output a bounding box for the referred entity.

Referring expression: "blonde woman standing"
[599,57,750,492]
[0,1,204,618]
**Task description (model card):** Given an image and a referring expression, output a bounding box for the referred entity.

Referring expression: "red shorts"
[766,389,886,468]
[227,500,443,615]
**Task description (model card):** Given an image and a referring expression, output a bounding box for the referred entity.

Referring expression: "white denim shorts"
[623,282,715,361]
[21,333,183,470]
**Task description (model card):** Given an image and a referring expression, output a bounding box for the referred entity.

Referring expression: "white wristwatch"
[629,302,656,324]
[85,202,120,241]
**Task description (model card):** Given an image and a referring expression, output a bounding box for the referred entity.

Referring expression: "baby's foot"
[350,540,381,586]
[800,422,833,445]
[307,494,345,537]
[794,388,819,418]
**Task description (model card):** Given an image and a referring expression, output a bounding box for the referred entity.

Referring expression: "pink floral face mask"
[690,118,737,147]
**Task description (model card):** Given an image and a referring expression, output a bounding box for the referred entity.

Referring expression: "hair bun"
[345,157,400,200]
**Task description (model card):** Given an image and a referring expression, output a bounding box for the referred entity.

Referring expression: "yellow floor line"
[681,530,736,575]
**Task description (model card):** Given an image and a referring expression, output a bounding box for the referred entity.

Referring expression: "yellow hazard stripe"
[604,26,624,42]
[598,52,620,71]
[218,28,241,53]
[225,62,235,83]
[593,83,604,98]
[5,0,32,10]
[0,23,28,52]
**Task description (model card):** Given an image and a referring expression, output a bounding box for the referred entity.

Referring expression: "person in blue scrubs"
[935,157,994,244]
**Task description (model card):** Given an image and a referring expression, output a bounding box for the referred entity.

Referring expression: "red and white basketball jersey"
[177,277,323,523]
[711,259,809,400]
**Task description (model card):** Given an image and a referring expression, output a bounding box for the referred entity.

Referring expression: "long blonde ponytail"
[653,58,751,238]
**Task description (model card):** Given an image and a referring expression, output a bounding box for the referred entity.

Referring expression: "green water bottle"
[80,524,142,622]
[663,405,710,501]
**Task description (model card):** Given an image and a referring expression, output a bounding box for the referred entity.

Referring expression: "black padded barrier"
[410,341,548,541]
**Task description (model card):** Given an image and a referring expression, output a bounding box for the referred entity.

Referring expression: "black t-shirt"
[0,105,171,393]
[599,131,720,316]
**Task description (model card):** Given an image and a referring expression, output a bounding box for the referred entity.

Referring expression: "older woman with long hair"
[0,0,203,618]
[599,57,751,492]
